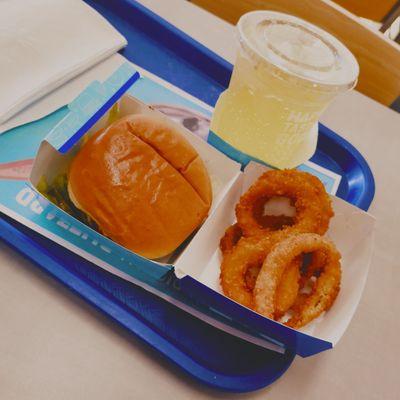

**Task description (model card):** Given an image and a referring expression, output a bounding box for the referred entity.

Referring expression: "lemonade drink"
[210,11,359,168]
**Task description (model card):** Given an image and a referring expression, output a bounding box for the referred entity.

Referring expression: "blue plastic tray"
[0,0,375,393]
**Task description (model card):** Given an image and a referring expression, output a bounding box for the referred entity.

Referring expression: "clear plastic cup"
[210,11,359,168]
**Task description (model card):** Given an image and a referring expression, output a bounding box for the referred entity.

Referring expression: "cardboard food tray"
[0,0,376,391]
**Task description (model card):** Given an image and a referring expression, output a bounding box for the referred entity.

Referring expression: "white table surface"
[1,1,400,399]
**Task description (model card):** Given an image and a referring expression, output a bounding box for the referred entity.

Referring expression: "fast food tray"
[0,0,375,393]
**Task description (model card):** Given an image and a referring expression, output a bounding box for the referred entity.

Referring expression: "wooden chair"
[191,0,400,107]
[334,0,399,22]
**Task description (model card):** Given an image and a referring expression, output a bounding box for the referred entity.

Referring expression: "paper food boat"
[28,63,375,357]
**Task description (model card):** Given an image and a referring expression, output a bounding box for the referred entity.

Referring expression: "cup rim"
[237,10,359,90]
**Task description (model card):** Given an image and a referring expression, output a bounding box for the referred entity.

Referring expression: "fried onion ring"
[254,233,341,327]
[220,232,302,313]
[220,236,272,308]
[236,170,333,237]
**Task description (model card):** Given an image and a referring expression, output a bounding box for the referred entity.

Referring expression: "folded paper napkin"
[0,0,127,125]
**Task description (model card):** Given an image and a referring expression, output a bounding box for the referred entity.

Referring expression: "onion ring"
[219,231,323,316]
[254,233,341,327]
[220,236,272,308]
[220,232,302,312]
[236,170,333,237]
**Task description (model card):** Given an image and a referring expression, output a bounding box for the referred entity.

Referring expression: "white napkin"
[0,53,127,134]
[0,0,127,125]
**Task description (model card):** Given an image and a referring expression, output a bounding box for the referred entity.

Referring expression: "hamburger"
[68,113,212,259]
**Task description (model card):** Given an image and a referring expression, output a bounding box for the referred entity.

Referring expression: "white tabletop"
[1,1,399,399]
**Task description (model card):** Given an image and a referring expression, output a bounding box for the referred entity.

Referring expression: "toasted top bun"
[68,114,212,259]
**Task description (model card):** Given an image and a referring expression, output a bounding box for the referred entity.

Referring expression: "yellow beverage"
[210,11,359,169]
